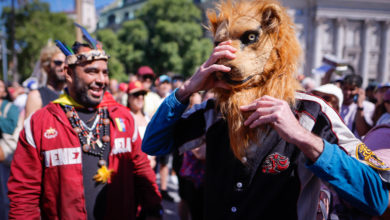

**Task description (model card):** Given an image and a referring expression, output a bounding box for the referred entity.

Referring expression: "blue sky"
[0,0,115,14]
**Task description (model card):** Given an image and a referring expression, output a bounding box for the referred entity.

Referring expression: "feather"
[65,45,74,55]
[74,22,97,49]
[55,40,72,56]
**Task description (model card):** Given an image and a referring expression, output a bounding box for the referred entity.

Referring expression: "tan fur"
[207,0,302,159]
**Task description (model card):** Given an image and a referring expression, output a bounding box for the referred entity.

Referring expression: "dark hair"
[342,74,363,88]
[71,41,92,54]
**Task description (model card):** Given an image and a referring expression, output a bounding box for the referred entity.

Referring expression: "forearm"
[142,90,188,155]
[289,126,324,162]
[0,147,4,162]
[355,109,372,136]
[307,141,389,216]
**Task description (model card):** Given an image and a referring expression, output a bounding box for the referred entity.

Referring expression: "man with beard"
[25,45,67,118]
[8,35,162,219]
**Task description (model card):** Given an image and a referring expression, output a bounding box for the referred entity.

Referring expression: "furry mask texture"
[207,0,302,159]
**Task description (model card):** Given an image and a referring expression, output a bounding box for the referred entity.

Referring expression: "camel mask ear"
[261,4,282,33]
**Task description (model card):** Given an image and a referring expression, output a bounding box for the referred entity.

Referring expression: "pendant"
[98,159,106,167]
[93,164,113,184]
[102,135,110,143]
[96,139,103,148]
[87,133,93,147]
[82,144,90,153]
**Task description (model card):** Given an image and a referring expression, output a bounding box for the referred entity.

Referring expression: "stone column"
[335,18,347,59]
[360,19,374,88]
[312,16,326,83]
[379,20,390,83]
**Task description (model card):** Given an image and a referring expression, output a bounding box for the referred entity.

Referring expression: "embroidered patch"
[115,118,126,132]
[262,153,290,174]
[44,127,58,139]
[43,147,81,167]
[112,137,132,155]
[356,143,390,171]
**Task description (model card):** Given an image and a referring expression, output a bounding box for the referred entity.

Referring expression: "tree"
[2,1,75,81]
[96,28,127,82]
[115,0,213,77]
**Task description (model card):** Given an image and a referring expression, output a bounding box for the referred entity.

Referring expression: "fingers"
[244,107,275,126]
[240,99,276,112]
[204,41,237,67]
[248,114,275,128]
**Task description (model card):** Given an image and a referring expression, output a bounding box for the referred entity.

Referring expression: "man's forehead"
[79,59,108,69]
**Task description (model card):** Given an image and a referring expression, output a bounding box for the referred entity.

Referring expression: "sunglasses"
[142,75,154,81]
[53,60,64,66]
[130,91,147,97]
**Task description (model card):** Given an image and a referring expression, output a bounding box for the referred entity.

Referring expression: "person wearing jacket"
[8,32,162,219]
[142,40,390,219]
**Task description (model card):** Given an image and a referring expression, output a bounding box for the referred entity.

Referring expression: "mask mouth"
[216,67,261,86]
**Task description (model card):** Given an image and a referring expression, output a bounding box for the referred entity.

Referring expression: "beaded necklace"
[64,105,113,183]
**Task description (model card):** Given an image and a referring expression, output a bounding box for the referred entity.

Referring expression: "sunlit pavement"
[156,174,180,220]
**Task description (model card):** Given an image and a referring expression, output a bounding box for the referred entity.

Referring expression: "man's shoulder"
[107,104,132,119]
[30,102,60,121]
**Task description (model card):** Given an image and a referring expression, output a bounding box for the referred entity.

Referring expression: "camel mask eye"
[240,30,259,45]
[248,34,256,41]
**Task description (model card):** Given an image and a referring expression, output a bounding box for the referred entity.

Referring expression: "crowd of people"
[0,2,390,219]
[0,42,388,220]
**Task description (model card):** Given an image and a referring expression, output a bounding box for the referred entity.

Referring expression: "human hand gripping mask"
[207,0,302,159]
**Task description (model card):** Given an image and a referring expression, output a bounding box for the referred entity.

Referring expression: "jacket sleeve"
[131,133,163,217]
[307,140,389,216]
[0,103,20,135]
[8,127,42,219]
[142,89,188,155]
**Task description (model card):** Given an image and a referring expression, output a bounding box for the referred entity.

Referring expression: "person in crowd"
[311,83,344,113]
[372,83,390,124]
[127,80,156,168]
[340,74,375,138]
[108,78,120,101]
[156,75,173,99]
[376,89,390,126]
[8,29,162,219]
[142,0,390,218]
[301,77,317,92]
[0,80,20,220]
[25,45,66,118]
[366,82,379,104]
[172,75,185,90]
[136,66,162,118]
[154,74,175,202]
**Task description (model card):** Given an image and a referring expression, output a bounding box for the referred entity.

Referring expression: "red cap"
[118,82,128,92]
[137,66,155,77]
[128,80,148,94]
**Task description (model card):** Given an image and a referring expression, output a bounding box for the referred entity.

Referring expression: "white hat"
[313,84,344,109]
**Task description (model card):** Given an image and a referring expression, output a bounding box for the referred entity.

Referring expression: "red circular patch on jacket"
[262,153,290,174]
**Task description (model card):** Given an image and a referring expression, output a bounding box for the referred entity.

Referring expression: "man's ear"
[261,4,282,33]
[65,65,73,84]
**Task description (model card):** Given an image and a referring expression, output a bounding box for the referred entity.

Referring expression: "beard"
[49,68,66,84]
[213,72,300,160]
[72,75,107,108]
[214,87,264,160]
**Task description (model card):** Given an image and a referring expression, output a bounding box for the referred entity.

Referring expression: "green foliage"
[96,28,127,81]
[103,0,213,77]
[2,1,75,81]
